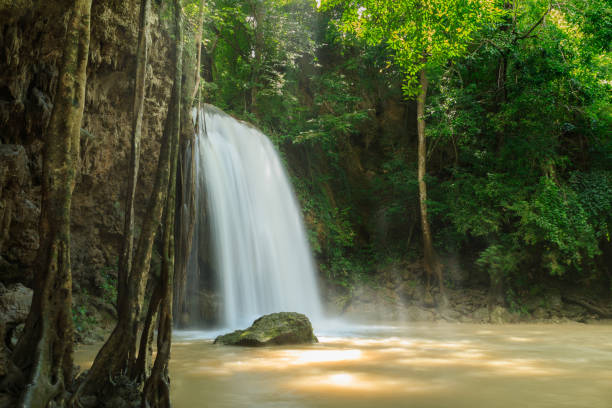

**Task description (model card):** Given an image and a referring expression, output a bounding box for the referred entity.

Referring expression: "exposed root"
[563,295,612,319]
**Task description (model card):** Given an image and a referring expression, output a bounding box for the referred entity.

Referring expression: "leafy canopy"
[320,0,503,95]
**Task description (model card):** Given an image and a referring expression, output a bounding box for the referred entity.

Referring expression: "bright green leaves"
[423,0,612,284]
[560,0,612,53]
[321,0,503,96]
[201,0,611,291]
[512,177,599,275]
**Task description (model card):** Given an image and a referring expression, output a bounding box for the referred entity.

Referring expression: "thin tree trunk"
[174,0,203,325]
[71,0,182,399]
[142,2,182,405]
[134,279,163,381]
[202,35,218,84]
[416,69,447,307]
[85,72,175,381]
[248,0,263,115]
[174,137,197,326]
[11,1,92,406]
[118,0,150,318]
[191,0,205,104]
[142,94,180,408]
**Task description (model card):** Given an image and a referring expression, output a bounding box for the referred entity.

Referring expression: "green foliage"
[320,0,503,96]
[426,0,612,286]
[200,0,611,293]
[294,72,369,145]
[204,0,317,126]
[98,264,118,307]
[505,288,529,315]
[512,177,598,274]
[72,305,97,334]
[476,244,523,284]
[292,172,359,285]
[72,290,98,335]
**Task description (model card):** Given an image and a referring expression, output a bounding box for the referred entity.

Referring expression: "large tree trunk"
[11,0,92,406]
[72,0,182,399]
[416,69,447,307]
[117,0,150,318]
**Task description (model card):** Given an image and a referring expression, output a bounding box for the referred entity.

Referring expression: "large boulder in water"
[214,312,318,346]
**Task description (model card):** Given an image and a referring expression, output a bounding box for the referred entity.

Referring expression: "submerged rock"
[214,312,318,346]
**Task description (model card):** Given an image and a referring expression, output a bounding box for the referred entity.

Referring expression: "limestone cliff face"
[0,1,173,297]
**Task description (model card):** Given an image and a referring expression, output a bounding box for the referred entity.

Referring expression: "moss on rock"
[214,312,318,346]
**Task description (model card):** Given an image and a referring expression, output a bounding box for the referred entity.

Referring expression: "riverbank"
[22,258,609,348]
[323,261,612,325]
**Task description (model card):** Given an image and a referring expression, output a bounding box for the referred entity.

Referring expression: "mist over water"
[75,324,612,408]
[189,105,323,328]
[166,323,612,408]
[71,110,612,408]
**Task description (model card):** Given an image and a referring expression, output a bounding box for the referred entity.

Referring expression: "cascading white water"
[189,104,323,328]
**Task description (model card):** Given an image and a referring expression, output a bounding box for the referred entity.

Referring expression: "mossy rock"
[214,312,318,346]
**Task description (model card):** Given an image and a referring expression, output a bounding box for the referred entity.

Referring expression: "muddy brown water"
[75,322,612,407]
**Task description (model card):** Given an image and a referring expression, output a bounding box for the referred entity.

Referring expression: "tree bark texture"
[416,69,447,307]
[117,0,151,320]
[141,96,179,408]
[72,0,182,399]
[173,136,197,325]
[134,281,162,382]
[246,0,263,115]
[191,0,205,104]
[11,0,92,406]
[142,1,183,405]
[174,0,203,325]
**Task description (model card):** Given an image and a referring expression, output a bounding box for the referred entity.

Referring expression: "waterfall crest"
[186,104,323,328]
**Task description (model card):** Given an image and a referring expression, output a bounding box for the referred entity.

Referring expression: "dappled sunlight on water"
[76,323,612,408]
[287,371,437,395]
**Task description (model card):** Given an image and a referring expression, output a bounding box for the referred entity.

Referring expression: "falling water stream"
[73,105,612,407]
[186,105,323,328]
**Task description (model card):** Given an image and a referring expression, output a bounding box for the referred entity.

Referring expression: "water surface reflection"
[77,323,612,408]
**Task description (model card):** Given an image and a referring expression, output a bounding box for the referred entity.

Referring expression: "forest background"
[198,0,611,309]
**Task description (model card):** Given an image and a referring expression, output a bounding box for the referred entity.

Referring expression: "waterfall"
[184,104,323,328]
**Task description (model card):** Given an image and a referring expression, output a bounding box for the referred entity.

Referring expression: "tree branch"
[516,6,551,41]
